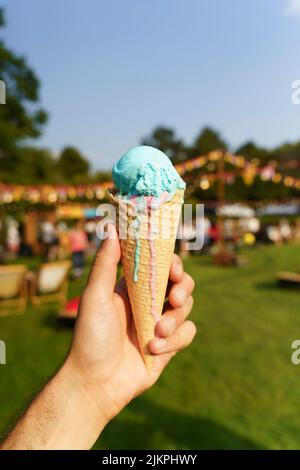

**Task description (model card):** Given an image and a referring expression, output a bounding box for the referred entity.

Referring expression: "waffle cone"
[109,189,184,369]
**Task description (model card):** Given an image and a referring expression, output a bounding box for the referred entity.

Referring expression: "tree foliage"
[235,141,271,165]
[56,146,90,182]
[189,127,227,157]
[0,8,47,163]
[141,126,187,162]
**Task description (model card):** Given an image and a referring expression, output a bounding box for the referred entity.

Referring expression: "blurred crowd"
[178,216,300,256]
[3,218,100,278]
[1,215,300,275]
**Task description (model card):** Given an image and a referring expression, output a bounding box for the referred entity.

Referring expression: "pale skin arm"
[1,224,196,450]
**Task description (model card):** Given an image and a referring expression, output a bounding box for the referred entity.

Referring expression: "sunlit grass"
[0,244,300,449]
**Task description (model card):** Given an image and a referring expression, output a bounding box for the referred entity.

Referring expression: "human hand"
[1,223,196,450]
[66,223,196,423]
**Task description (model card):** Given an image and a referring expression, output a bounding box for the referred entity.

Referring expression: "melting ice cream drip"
[129,192,170,286]
[133,230,141,282]
[148,205,158,322]
[130,196,145,284]
[128,193,171,322]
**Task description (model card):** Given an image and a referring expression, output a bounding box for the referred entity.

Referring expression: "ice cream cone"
[109,189,184,369]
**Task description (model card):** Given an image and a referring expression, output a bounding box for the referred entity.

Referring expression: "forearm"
[0,361,110,450]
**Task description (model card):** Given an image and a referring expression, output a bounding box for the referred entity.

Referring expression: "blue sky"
[2,0,300,169]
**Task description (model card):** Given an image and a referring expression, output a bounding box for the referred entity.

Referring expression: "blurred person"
[208,222,220,245]
[69,220,88,278]
[57,221,70,259]
[6,218,20,258]
[84,219,97,256]
[239,216,260,235]
[50,223,60,260]
[279,219,292,243]
[248,217,260,234]
[224,218,234,240]
[18,220,31,257]
[293,220,300,242]
[40,220,58,261]
[266,225,281,245]
[203,216,211,246]
[178,219,196,257]
[0,224,196,450]
[195,216,211,252]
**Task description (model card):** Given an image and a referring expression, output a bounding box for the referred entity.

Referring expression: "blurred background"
[0,0,300,449]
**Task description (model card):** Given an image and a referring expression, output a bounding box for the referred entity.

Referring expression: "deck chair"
[29,260,71,308]
[277,271,300,288]
[0,265,28,316]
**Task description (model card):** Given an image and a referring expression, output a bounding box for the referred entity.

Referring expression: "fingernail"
[175,288,187,304]
[160,317,176,335]
[154,338,167,351]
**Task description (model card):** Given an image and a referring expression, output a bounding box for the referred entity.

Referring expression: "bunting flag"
[0,151,299,204]
[0,181,113,204]
[174,151,300,192]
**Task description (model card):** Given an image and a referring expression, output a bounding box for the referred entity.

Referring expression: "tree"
[189,127,227,157]
[0,8,47,177]
[235,141,270,164]
[93,170,112,183]
[141,126,187,161]
[56,146,90,182]
[16,147,56,184]
[272,141,300,167]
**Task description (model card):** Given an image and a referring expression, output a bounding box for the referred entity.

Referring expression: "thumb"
[86,223,121,302]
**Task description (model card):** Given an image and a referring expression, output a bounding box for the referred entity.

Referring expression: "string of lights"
[0,151,299,204]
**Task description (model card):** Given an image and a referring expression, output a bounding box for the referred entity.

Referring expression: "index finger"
[169,254,183,284]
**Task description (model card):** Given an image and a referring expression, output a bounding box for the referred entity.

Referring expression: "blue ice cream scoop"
[112,146,186,198]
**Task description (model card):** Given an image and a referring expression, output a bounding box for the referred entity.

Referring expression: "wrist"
[2,360,112,450]
[51,360,110,449]
[62,355,121,426]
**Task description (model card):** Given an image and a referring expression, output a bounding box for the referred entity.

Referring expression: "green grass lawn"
[0,244,300,449]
